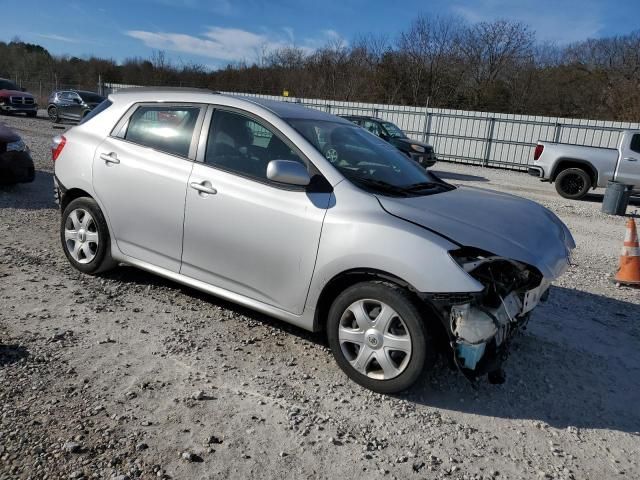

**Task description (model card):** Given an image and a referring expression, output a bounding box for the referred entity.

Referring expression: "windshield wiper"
[347,176,409,196]
[402,181,454,192]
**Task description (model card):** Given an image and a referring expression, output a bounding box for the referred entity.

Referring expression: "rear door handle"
[100,152,120,164]
[190,181,217,195]
[623,157,638,162]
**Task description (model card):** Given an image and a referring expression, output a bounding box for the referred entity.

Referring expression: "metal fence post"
[422,111,433,144]
[553,122,561,143]
[483,118,496,167]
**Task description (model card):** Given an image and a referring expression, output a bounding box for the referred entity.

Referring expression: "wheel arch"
[550,158,597,187]
[60,187,93,212]
[312,268,443,336]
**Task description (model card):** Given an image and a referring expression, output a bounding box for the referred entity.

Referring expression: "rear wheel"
[327,281,435,393]
[27,111,37,118]
[48,106,60,123]
[60,197,115,274]
[555,167,591,200]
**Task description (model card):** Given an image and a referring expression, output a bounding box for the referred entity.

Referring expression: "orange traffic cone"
[614,218,640,286]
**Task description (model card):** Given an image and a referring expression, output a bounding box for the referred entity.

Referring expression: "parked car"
[0,78,38,117]
[47,90,105,124]
[52,89,574,393]
[341,115,437,168]
[529,130,640,199]
[0,123,34,184]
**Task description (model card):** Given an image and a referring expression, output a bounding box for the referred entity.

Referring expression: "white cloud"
[36,33,82,44]
[450,0,604,44]
[126,26,344,63]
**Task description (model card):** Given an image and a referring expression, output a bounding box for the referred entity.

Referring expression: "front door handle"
[100,152,120,164]
[623,157,638,162]
[190,181,217,195]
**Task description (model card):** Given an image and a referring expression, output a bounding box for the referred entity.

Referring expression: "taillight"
[533,144,544,161]
[52,135,66,162]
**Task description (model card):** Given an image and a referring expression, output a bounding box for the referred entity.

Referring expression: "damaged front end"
[425,247,551,383]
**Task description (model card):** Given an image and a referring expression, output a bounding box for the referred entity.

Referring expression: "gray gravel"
[1,111,639,479]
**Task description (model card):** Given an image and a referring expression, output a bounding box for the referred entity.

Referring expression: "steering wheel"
[322,144,340,164]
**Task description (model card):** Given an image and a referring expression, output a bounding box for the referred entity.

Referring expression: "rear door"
[181,107,332,314]
[617,132,640,187]
[92,103,205,271]
[58,92,77,119]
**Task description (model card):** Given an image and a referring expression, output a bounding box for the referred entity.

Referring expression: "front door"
[92,103,204,272]
[181,108,331,314]
[617,132,640,187]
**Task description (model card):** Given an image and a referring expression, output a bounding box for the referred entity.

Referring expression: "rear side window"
[124,105,201,158]
[79,99,112,125]
[630,134,640,154]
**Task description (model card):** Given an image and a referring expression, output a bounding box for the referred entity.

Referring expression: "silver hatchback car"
[52,88,574,393]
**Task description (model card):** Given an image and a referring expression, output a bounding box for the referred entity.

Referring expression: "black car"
[0,123,34,184]
[341,115,437,168]
[47,90,105,123]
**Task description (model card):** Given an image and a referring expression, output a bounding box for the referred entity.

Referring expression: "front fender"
[305,186,484,312]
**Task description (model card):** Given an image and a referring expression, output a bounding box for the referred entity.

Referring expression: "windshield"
[287,119,453,197]
[0,79,20,90]
[78,91,105,103]
[381,121,407,139]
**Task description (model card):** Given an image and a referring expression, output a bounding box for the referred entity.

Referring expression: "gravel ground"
[1,112,639,480]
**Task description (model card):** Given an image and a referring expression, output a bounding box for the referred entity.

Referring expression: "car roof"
[108,88,351,123]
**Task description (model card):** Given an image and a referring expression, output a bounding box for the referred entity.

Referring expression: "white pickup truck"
[528,130,640,199]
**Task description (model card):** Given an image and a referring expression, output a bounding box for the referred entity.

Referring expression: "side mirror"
[266,160,310,187]
[20,87,26,92]
[73,98,82,104]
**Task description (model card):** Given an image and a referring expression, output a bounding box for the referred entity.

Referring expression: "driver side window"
[363,120,382,137]
[205,110,305,181]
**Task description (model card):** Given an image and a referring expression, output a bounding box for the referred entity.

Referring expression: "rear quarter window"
[79,99,112,125]
[630,133,640,154]
[123,105,201,158]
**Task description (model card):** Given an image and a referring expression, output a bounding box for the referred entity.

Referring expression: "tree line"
[1,16,639,121]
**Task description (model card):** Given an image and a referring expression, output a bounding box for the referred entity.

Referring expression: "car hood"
[0,123,20,143]
[377,186,575,279]
[0,89,34,98]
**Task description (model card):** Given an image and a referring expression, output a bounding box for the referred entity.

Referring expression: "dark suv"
[0,78,38,117]
[47,90,105,123]
[341,115,437,168]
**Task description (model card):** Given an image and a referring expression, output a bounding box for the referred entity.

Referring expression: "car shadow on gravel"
[0,344,29,366]
[101,266,325,344]
[406,286,640,434]
[0,170,56,210]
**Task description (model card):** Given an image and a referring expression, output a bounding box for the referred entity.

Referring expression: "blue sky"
[3,0,639,69]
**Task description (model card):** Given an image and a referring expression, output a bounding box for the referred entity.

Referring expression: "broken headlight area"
[426,248,549,381]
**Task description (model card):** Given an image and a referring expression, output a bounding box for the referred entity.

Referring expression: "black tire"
[48,106,60,123]
[26,111,37,118]
[327,281,435,394]
[555,167,592,199]
[60,197,115,274]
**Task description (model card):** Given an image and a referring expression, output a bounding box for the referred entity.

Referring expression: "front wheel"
[60,197,115,274]
[327,281,435,394]
[48,106,60,123]
[555,167,592,199]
